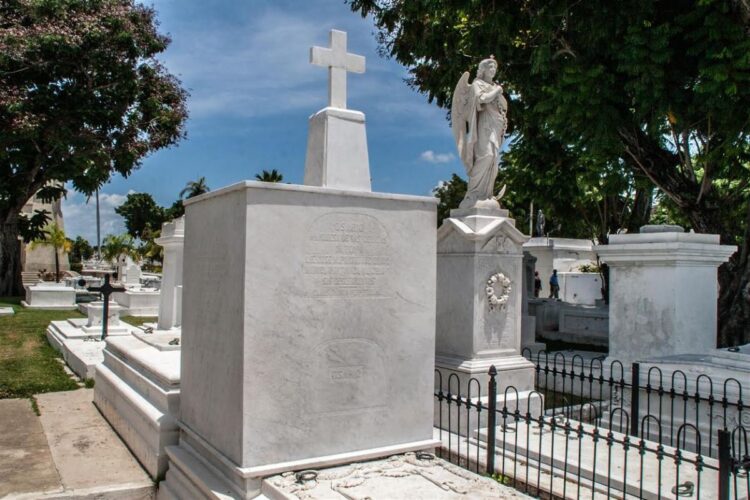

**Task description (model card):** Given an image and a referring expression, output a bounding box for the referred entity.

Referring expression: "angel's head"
[477,57,498,81]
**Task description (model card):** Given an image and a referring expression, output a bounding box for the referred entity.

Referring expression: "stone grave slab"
[261,453,532,499]
[94,332,181,480]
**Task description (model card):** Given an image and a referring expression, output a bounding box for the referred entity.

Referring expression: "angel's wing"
[451,72,472,169]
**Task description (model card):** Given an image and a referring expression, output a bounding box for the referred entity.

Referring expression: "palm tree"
[254,169,284,183]
[100,234,137,264]
[179,177,210,199]
[30,223,72,282]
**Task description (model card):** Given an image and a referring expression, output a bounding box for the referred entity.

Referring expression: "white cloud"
[420,150,456,164]
[61,191,129,245]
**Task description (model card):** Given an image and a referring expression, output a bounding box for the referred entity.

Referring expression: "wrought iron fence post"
[718,429,731,500]
[630,362,640,438]
[486,365,498,475]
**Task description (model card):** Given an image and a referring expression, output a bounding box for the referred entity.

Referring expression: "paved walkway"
[0,389,154,499]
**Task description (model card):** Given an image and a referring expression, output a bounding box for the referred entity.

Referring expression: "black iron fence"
[434,359,750,499]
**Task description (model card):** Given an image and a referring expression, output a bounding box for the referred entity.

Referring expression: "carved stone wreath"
[486,272,511,310]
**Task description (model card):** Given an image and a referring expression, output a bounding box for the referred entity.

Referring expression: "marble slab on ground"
[261,453,531,499]
[0,306,14,316]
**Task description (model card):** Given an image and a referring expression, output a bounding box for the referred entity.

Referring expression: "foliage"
[137,225,162,262]
[432,174,466,225]
[114,193,167,240]
[69,236,93,263]
[0,0,188,295]
[179,176,210,199]
[0,297,82,398]
[578,263,601,273]
[255,169,284,183]
[349,0,750,345]
[100,233,136,263]
[166,199,184,219]
[30,222,71,281]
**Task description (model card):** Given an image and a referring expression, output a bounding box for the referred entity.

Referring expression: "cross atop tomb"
[87,274,126,340]
[310,29,365,109]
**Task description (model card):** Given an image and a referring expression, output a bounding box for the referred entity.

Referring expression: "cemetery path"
[0,398,61,497]
[0,389,155,499]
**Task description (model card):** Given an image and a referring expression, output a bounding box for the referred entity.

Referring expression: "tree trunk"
[54,248,60,283]
[0,214,23,296]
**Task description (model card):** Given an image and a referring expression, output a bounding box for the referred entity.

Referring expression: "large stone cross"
[310,29,365,109]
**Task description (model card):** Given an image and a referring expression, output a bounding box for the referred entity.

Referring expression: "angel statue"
[452,56,508,209]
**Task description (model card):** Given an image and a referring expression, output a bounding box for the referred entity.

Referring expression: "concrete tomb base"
[0,306,13,316]
[94,331,181,480]
[46,302,136,379]
[113,288,160,316]
[22,282,76,309]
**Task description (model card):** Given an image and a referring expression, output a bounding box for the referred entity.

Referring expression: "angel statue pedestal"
[435,204,539,434]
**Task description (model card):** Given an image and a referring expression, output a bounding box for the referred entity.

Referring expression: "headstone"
[155,217,185,331]
[304,29,370,191]
[124,263,142,286]
[596,225,736,365]
[0,306,14,316]
[159,30,438,499]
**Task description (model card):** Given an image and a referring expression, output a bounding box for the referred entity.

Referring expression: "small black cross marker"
[87,274,126,340]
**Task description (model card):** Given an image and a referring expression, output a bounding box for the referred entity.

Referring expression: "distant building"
[20,189,70,278]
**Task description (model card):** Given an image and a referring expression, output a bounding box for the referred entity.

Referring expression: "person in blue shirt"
[549,269,560,299]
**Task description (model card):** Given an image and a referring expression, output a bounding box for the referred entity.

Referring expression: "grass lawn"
[121,316,157,328]
[0,297,83,399]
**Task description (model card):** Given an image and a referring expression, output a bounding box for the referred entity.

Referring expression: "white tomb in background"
[524,236,598,298]
[22,281,76,309]
[94,216,185,480]
[112,260,161,316]
[159,30,438,499]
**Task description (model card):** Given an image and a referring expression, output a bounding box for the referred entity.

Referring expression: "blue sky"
[62,0,463,242]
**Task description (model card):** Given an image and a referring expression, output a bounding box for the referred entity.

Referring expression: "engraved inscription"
[304,213,390,298]
[330,366,364,381]
[311,339,386,415]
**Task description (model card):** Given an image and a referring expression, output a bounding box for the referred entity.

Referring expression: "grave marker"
[88,275,126,340]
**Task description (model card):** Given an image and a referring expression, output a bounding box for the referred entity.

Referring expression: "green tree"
[30,223,71,282]
[0,0,188,295]
[166,199,185,219]
[432,174,467,226]
[100,234,137,265]
[349,0,750,346]
[69,236,93,264]
[179,177,210,199]
[255,169,284,183]
[114,193,167,240]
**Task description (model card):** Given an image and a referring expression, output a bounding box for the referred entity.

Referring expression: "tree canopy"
[179,177,210,199]
[255,169,284,183]
[114,193,167,240]
[349,0,750,346]
[0,0,188,294]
